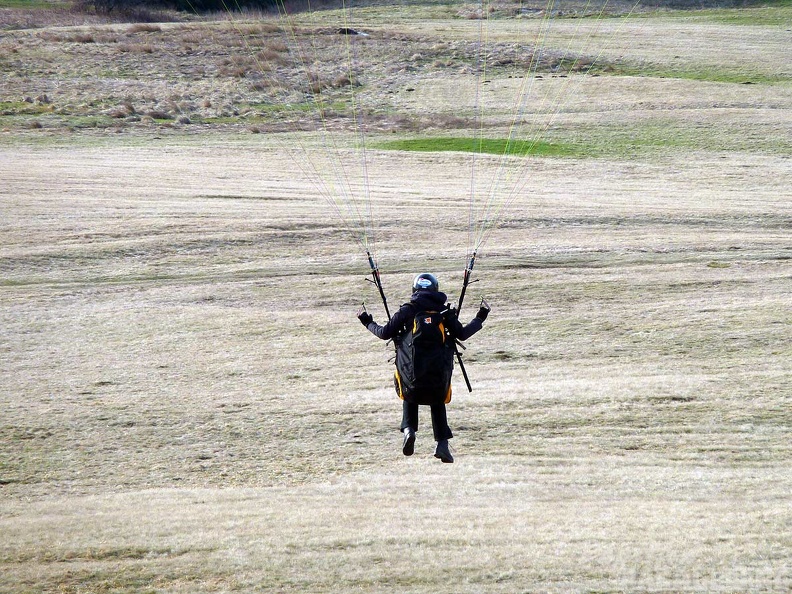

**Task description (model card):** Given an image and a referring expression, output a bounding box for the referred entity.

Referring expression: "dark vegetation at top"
[1,0,788,29]
[75,0,323,14]
[9,0,790,17]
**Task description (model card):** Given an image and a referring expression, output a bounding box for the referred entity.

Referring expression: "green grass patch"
[379,119,792,162]
[563,119,792,158]
[378,136,580,157]
[0,0,59,7]
[64,115,116,129]
[665,4,792,27]
[612,63,790,85]
[0,101,52,116]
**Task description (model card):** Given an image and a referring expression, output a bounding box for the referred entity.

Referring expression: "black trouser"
[400,400,453,442]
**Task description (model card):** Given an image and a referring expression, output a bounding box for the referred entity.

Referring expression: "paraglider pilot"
[358,273,489,463]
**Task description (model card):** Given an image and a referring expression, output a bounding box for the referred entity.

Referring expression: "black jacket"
[365,289,483,341]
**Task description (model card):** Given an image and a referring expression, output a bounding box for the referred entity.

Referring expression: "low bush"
[147,109,172,119]
[118,42,154,52]
[127,22,161,32]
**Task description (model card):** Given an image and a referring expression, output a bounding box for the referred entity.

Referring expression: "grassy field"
[1,1,791,592]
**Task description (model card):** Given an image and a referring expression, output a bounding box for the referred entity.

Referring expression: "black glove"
[358,311,373,326]
[476,304,490,322]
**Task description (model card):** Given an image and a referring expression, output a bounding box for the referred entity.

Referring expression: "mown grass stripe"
[377,137,580,157]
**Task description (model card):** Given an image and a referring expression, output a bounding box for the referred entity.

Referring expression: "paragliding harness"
[393,308,455,405]
[364,251,476,403]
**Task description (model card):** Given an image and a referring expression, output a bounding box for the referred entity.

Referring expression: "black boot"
[402,427,416,456]
[434,439,453,463]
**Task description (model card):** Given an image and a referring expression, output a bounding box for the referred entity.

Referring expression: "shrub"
[127,23,161,33]
[147,109,172,119]
[266,40,288,53]
[256,48,284,63]
[118,43,154,53]
[180,32,203,45]
[332,74,352,88]
[73,33,96,43]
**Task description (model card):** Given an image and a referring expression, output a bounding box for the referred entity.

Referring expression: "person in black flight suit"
[357,272,489,463]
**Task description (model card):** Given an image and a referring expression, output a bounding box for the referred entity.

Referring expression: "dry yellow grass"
[1,2,791,592]
[2,132,790,591]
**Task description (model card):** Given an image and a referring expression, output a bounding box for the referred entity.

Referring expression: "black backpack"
[393,308,455,405]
